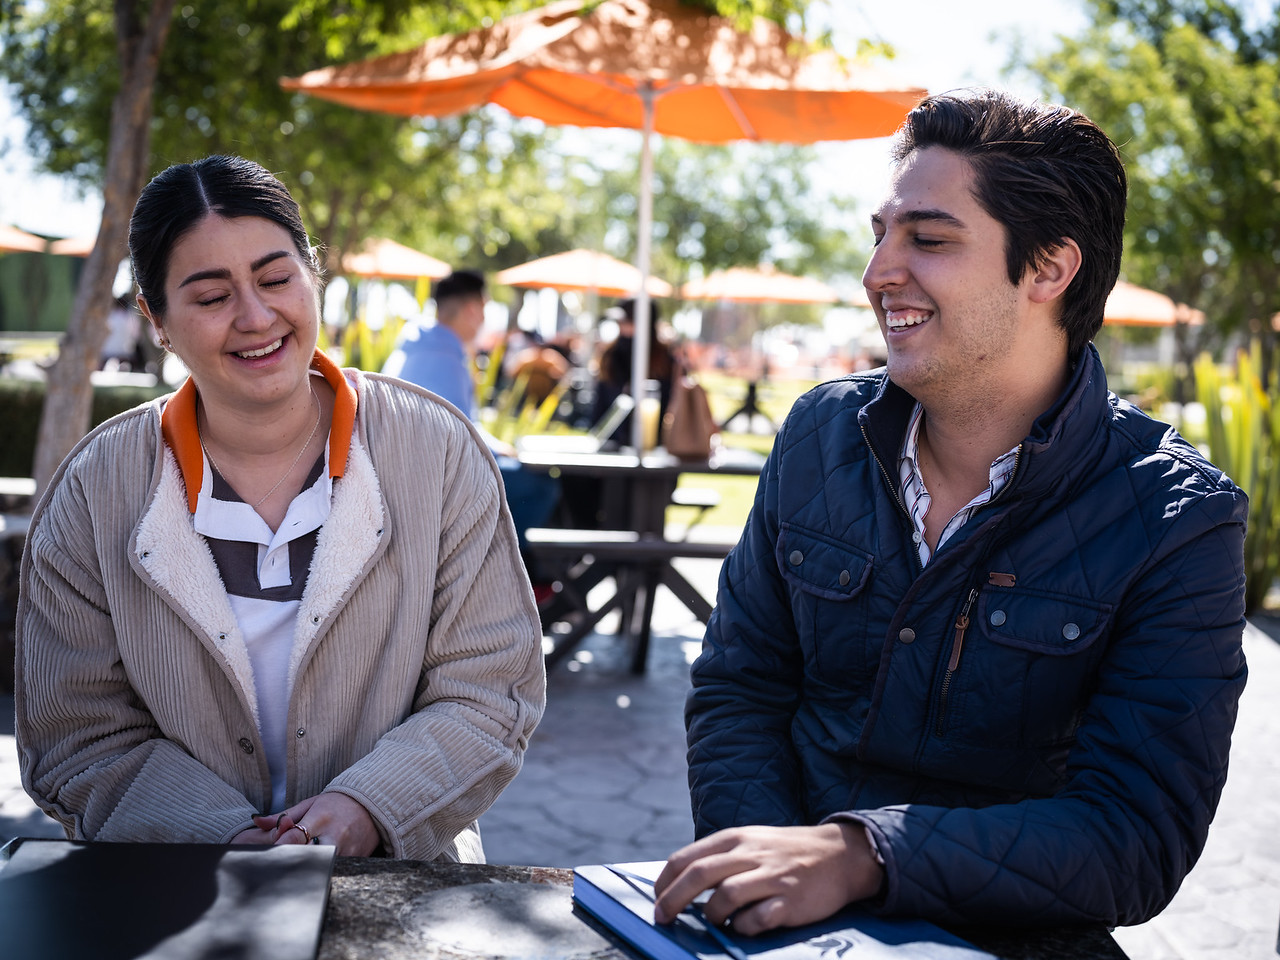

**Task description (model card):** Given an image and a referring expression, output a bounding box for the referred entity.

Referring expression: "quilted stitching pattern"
[686,347,1247,927]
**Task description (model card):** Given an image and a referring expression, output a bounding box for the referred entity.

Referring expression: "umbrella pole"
[631,84,655,454]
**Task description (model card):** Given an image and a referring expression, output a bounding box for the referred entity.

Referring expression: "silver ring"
[293,822,312,844]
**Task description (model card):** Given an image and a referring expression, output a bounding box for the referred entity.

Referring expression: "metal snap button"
[1063,622,1081,640]
[238,738,254,754]
[789,550,803,565]
[898,628,916,644]
[296,728,306,739]
[990,609,1007,626]
[839,570,851,586]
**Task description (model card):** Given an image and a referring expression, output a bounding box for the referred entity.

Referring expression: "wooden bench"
[525,527,736,673]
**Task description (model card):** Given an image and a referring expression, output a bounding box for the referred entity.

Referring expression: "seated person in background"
[655,89,1248,933]
[17,156,546,859]
[593,297,676,445]
[384,270,560,551]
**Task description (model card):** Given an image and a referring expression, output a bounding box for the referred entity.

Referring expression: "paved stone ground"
[4,552,1279,957]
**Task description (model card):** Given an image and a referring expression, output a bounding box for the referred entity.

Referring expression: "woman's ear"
[1028,238,1083,305]
[136,296,168,348]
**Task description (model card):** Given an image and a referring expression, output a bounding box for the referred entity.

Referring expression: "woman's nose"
[237,289,275,329]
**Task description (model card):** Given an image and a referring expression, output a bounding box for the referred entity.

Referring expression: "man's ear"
[1028,238,1082,305]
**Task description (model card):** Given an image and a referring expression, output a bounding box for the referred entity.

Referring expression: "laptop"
[516,393,635,454]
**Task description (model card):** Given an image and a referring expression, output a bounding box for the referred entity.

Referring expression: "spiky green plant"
[1194,343,1280,612]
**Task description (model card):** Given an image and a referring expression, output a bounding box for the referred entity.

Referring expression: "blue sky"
[0,0,1088,239]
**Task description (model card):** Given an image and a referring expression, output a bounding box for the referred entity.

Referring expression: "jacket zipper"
[935,586,979,736]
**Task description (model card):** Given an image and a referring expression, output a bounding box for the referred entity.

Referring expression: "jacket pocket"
[950,587,1112,753]
[777,523,875,682]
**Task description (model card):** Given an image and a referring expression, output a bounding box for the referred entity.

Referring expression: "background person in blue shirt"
[384,271,559,558]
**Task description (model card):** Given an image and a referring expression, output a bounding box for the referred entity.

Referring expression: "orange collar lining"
[160,350,358,513]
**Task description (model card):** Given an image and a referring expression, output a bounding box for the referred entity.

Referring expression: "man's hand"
[653,823,884,935]
[248,792,382,857]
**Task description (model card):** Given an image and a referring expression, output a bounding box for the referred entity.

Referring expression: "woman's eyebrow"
[177,250,292,288]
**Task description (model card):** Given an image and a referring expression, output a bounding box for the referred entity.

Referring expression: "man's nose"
[862,241,904,293]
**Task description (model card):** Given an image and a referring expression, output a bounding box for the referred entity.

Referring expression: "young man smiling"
[654,90,1248,934]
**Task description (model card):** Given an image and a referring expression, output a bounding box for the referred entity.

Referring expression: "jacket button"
[311,615,320,625]
[990,609,1007,626]
[1062,622,1081,640]
[898,628,916,644]
[296,727,306,738]
[789,550,804,566]
[838,569,850,586]
[238,738,254,754]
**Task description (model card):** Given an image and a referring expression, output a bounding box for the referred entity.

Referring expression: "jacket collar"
[859,344,1112,505]
[160,350,358,513]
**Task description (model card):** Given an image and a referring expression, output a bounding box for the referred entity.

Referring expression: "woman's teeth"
[237,338,283,359]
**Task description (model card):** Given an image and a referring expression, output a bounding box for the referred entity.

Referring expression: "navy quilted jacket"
[686,346,1248,927]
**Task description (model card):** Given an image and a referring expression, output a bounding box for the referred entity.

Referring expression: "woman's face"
[141,214,320,415]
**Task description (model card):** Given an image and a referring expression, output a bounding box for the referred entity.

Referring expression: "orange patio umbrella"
[1104,280,1204,327]
[0,224,46,254]
[281,0,925,449]
[48,234,97,257]
[340,237,451,281]
[681,266,838,304]
[495,248,673,298]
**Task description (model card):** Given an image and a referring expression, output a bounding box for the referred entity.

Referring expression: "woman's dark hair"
[129,155,318,318]
[893,89,1127,360]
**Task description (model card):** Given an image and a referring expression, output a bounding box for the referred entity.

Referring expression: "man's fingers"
[723,895,788,937]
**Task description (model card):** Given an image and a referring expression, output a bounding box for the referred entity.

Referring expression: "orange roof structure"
[495,249,673,297]
[48,235,97,257]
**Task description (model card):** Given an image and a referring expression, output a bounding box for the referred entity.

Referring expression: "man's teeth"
[885,311,931,330]
[237,338,283,359]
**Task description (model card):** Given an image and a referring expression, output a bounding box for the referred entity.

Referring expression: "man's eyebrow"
[177,250,292,288]
[870,208,967,229]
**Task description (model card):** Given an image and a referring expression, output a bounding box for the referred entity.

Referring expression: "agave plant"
[1194,343,1280,613]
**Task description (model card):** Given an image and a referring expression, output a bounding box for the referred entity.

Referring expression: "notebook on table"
[573,860,996,960]
[0,837,335,960]
[516,393,635,454]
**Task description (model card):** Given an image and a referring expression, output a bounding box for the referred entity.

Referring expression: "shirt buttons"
[1063,622,1081,640]
[789,550,804,566]
[990,609,1007,626]
[898,628,916,644]
[238,738,254,755]
[838,570,851,587]
[912,531,923,544]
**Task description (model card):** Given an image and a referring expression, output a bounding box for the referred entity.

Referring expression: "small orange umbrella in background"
[340,237,451,281]
[47,234,97,258]
[1104,280,1204,327]
[681,265,839,305]
[282,0,926,450]
[0,224,47,254]
[495,249,673,298]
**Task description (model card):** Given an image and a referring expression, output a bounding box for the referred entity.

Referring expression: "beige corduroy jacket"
[15,369,546,861]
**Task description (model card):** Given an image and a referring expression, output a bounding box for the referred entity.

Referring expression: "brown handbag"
[662,373,720,459]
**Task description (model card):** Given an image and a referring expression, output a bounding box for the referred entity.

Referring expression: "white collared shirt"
[898,402,1019,566]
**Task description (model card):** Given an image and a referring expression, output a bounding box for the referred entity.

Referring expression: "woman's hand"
[250,792,382,856]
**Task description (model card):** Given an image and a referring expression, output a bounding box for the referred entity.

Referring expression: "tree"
[1023,0,1280,347]
[2,0,179,494]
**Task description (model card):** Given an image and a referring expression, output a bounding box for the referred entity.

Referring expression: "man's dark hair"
[433,269,486,306]
[129,155,318,319]
[892,89,1127,359]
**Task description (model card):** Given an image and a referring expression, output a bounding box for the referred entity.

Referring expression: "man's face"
[862,147,1061,407]
[452,294,486,346]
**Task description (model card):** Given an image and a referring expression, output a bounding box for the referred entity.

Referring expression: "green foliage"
[320,314,405,372]
[1194,343,1280,612]
[1024,0,1280,347]
[0,378,169,477]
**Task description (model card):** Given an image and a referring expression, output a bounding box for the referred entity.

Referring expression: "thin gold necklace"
[201,386,322,509]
